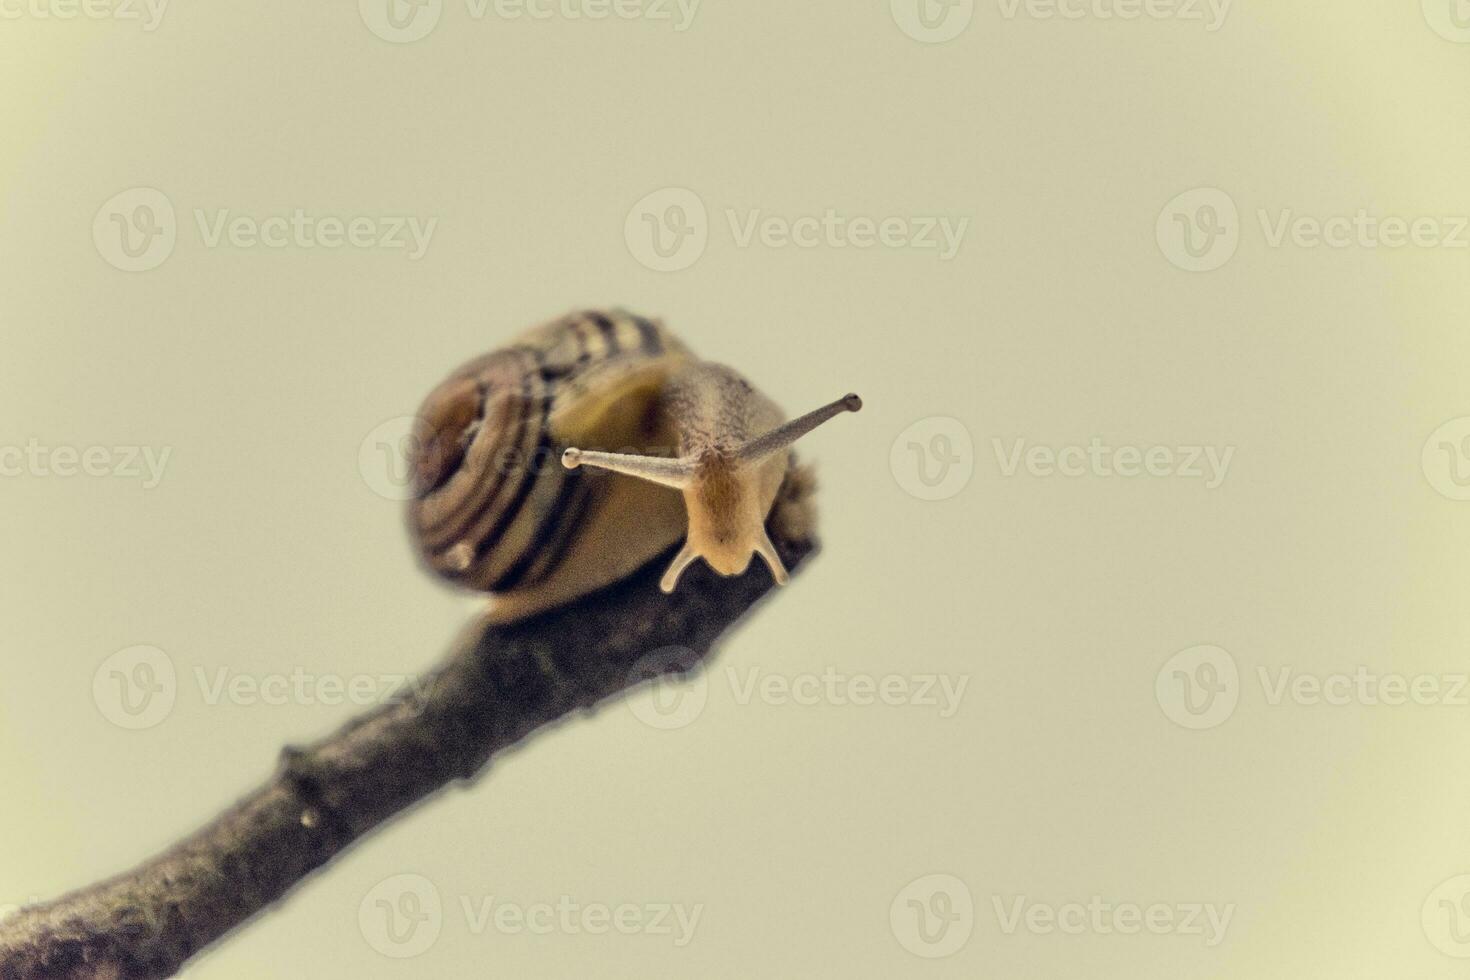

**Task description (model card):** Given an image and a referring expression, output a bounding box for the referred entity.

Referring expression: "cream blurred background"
[3,0,1470,976]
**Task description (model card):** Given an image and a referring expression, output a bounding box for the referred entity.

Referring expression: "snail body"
[408,309,860,619]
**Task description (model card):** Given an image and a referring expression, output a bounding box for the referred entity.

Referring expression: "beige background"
[4,0,1470,976]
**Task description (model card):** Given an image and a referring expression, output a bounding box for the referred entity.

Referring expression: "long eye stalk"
[561,448,694,489]
[735,393,863,463]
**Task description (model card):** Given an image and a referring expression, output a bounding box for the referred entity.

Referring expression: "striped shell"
[407,310,692,615]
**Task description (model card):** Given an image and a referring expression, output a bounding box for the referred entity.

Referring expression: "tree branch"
[0,468,819,980]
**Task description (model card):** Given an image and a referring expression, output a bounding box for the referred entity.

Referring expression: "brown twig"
[0,469,818,980]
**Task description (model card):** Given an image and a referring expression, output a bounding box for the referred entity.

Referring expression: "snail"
[406,309,861,619]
